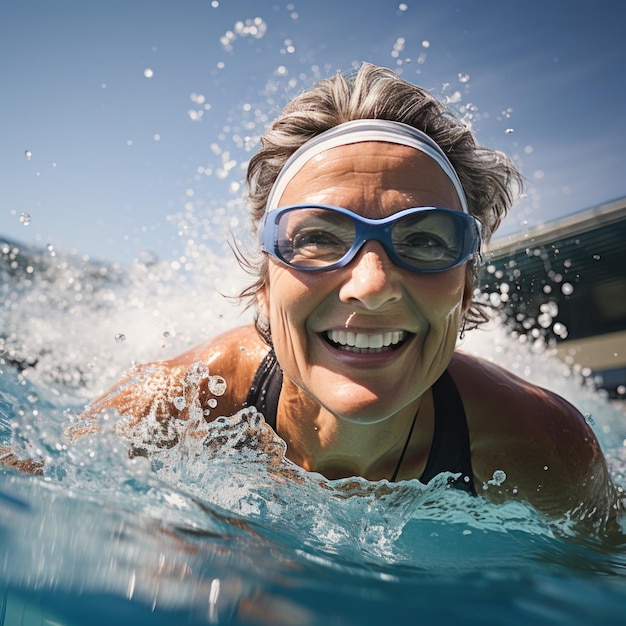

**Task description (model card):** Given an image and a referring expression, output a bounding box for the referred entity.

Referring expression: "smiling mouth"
[324,329,411,354]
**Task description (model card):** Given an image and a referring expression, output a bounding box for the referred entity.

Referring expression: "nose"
[338,241,403,310]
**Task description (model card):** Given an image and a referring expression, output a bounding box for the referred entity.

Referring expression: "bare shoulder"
[448,351,617,526]
[166,323,270,415]
[448,350,583,421]
[79,324,269,432]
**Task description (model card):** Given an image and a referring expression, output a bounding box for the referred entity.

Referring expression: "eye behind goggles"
[260,204,482,273]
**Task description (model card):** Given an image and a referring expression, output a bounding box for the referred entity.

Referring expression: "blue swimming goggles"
[259,204,482,273]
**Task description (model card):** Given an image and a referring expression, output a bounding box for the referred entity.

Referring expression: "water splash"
[2,244,626,624]
[220,17,267,52]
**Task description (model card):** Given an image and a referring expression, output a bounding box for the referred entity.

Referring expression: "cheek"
[264,265,328,323]
[462,267,474,313]
[263,269,325,383]
[412,268,467,315]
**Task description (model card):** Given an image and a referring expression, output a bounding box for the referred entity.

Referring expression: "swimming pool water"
[1,240,625,625]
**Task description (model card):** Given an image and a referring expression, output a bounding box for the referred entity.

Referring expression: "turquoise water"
[1,240,626,625]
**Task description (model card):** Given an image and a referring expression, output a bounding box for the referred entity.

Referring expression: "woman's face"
[258,141,472,423]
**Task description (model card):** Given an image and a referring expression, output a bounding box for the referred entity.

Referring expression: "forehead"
[277,142,463,213]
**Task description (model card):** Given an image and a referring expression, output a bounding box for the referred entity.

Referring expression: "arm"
[0,446,44,475]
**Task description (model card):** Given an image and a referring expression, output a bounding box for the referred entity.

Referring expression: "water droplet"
[173,397,186,410]
[208,398,218,409]
[19,212,31,226]
[398,2,408,11]
[561,282,574,296]
[505,128,514,134]
[208,375,227,396]
[163,331,171,338]
[592,254,601,261]
[187,362,209,383]
[540,301,559,317]
[537,313,552,328]
[489,469,507,486]
[144,68,154,78]
[24,150,32,160]
[114,333,126,344]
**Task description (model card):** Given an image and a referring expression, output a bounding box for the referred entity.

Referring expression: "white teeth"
[326,330,407,351]
[355,333,370,349]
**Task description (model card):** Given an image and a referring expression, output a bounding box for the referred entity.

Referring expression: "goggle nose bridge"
[349,221,396,255]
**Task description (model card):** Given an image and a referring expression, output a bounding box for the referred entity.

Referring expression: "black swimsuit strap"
[245,352,475,494]
[244,349,283,429]
[419,369,475,494]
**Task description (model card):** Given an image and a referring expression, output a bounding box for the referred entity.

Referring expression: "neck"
[275,378,428,481]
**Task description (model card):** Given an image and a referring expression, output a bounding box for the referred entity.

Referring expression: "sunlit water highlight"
[1,234,626,626]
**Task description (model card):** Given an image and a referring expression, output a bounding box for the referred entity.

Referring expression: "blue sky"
[2,0,625,266]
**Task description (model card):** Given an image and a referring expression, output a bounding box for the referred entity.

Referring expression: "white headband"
[265,119,469,213]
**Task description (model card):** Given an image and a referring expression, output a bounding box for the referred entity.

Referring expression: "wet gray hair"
[238,62,523,334]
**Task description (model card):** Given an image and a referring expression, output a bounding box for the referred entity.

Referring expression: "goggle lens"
[261,205,481,273]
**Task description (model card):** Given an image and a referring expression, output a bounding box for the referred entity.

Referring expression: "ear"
[461,266,474,314]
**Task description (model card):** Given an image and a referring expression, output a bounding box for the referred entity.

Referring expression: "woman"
[84,63,618,530]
